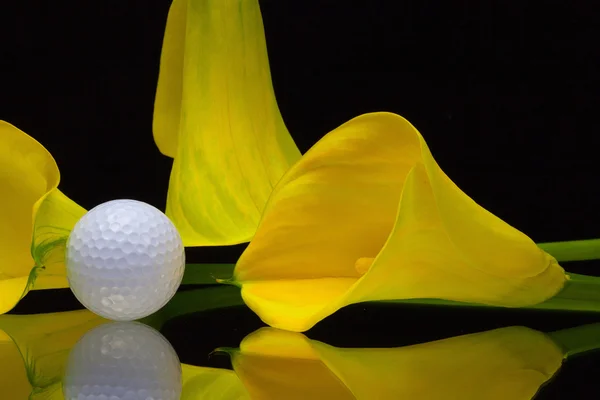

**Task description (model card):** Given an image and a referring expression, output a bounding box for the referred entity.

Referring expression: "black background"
[2,1,600,398]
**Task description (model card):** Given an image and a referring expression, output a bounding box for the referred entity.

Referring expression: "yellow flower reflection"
[182,365,250,400]
[0,122,86,314]
[2,306,598,400]
[0,309,106,399]
[221,326,566,400]
[0,329,30,399]
[0,309,249,399]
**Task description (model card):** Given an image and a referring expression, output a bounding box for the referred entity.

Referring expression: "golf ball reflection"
[63,322,182,400]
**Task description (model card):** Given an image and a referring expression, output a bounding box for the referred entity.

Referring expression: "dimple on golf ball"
[66,199,185,321]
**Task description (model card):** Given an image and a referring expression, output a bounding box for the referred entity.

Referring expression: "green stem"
[140,285,244,330]
[538,239,600,262]
[181,264,600,313]
[174,261,600,321]
[380,273,600,313]
[548,323,600,358]
[541,272,600,312]
[181,263,236,285]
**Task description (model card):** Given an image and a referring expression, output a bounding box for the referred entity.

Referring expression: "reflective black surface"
[3,281,600,399]
[2,0,599,398]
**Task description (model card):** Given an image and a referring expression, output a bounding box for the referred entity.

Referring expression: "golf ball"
[63,322,182,400]
[66,199,185,321]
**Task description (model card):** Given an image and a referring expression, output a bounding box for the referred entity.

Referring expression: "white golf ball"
[66,199,185,321]
[63,322,182,400]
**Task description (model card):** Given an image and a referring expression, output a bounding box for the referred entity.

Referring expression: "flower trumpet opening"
[232,112,566,332]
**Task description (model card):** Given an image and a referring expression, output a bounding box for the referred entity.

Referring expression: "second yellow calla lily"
[154,0,301,246]
[229,112,567,332]
[0,121,86,314]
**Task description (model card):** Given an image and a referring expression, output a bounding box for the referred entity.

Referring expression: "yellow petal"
[0,276,31,317]
[233,112,567,331]
[0,310,107,397]
[153,0,301,246]
[227,326,562,400]
[153,0,186,158]
[0,121,85,314]
[31,188,86,290]
[182,364,250,399]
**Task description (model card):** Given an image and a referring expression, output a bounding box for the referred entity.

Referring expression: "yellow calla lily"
[229,112,567,332]
[222,326,566,400]
[154,0,301,246]
[0,121,86,314]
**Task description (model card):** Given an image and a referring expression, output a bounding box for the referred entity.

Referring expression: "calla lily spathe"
[221,326,565,400]
[0,122,85,314]
[154,0,301,246]
[229,113,567,332]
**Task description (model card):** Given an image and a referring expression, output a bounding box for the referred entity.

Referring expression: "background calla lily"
[0,121,86,314]
[229,112,567,332]
[154,0,301,246]
[219,325,600,400]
